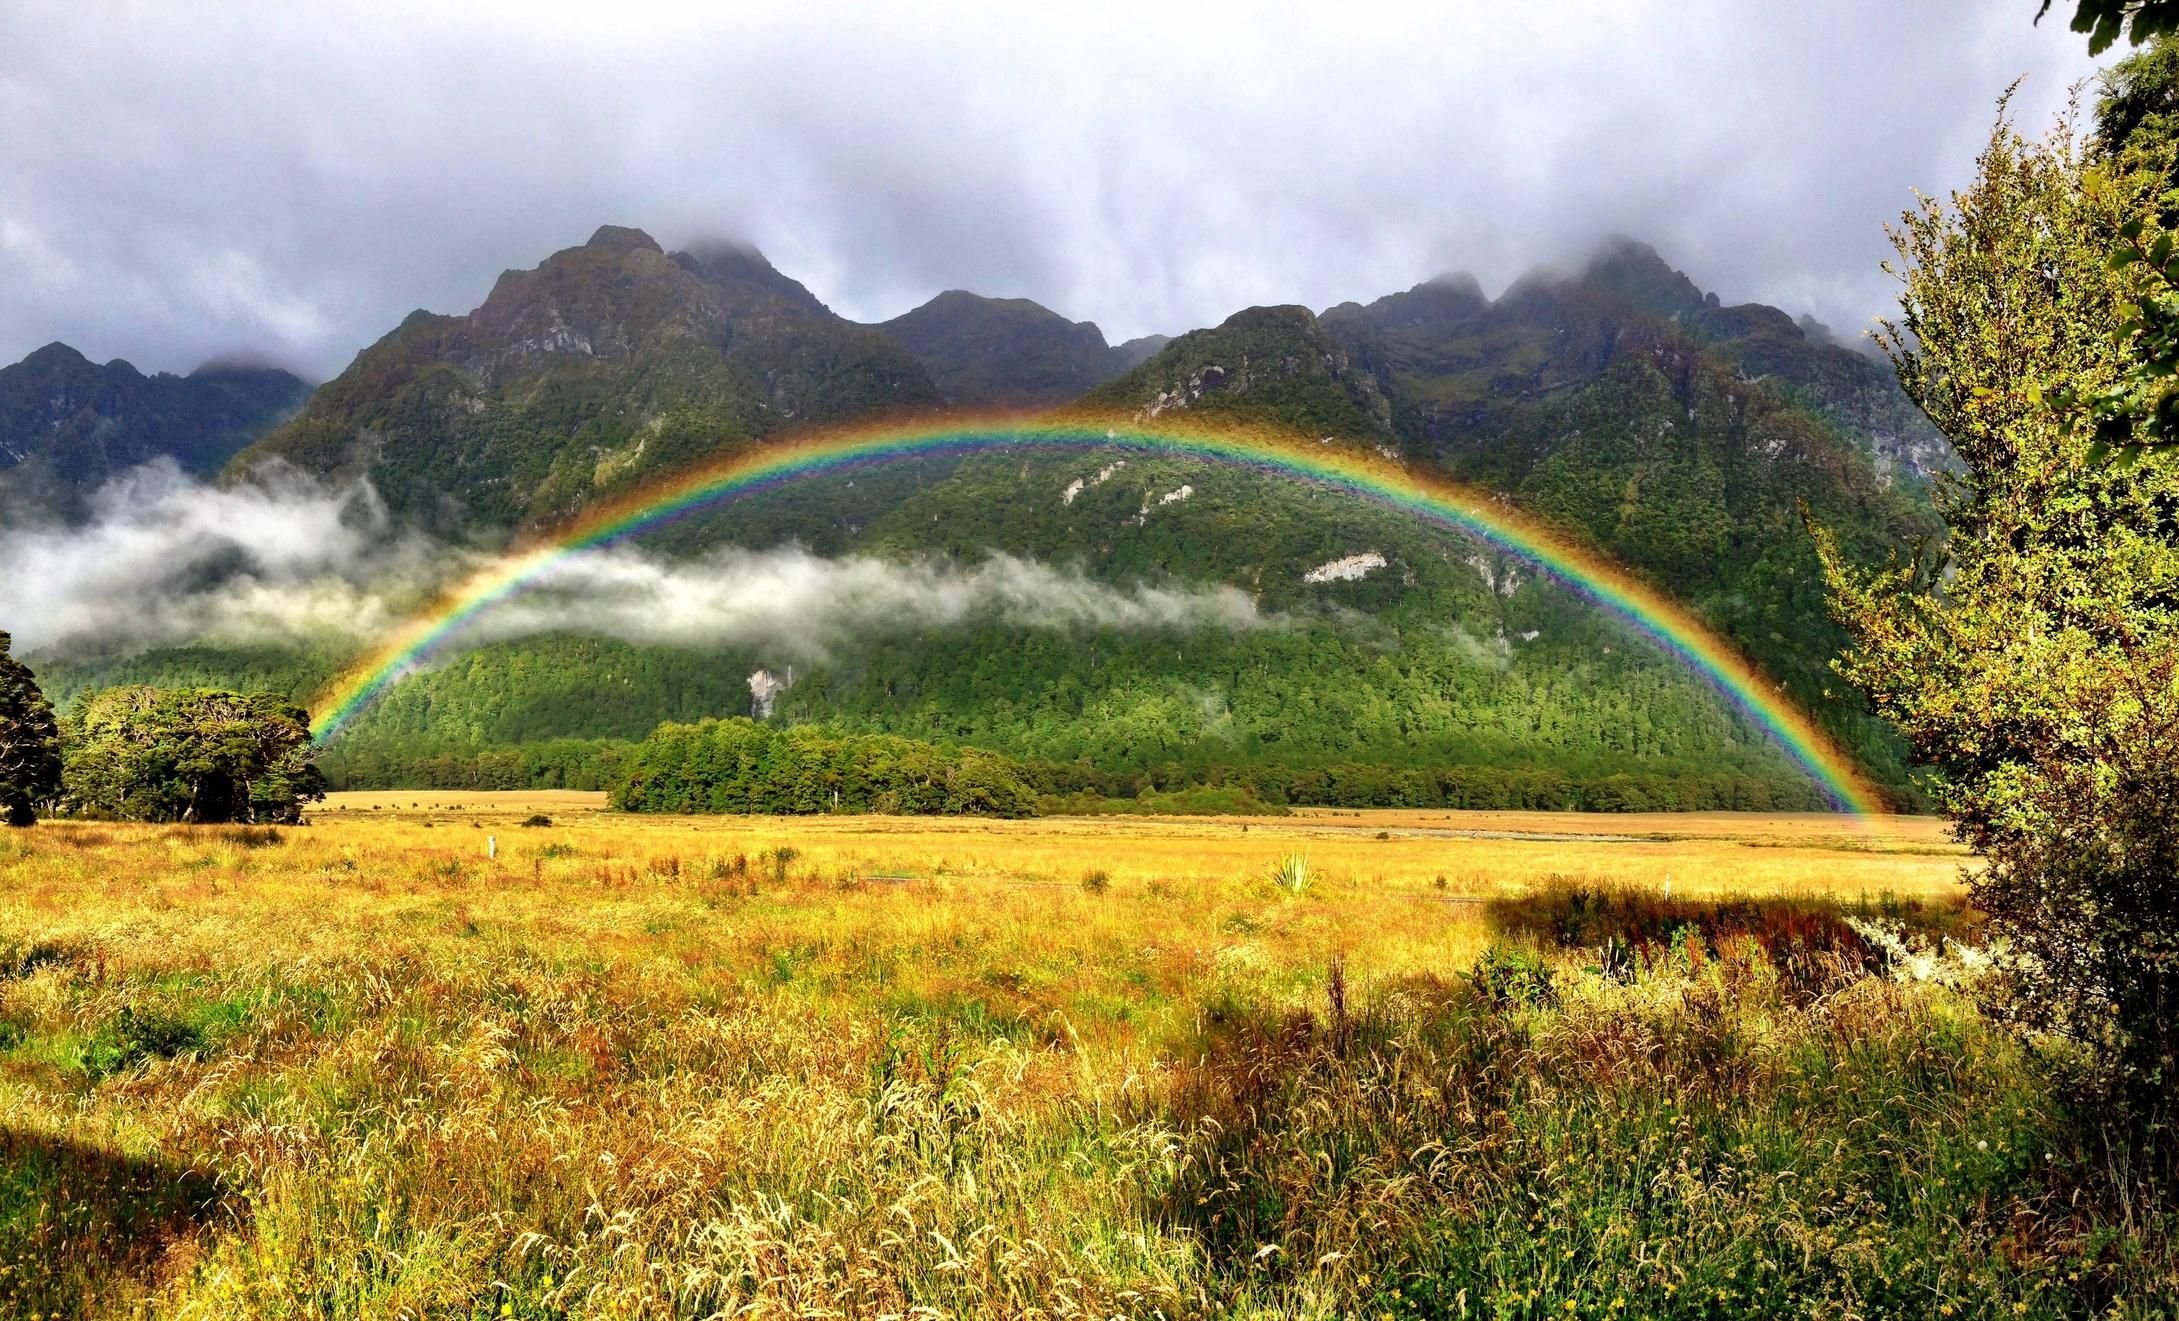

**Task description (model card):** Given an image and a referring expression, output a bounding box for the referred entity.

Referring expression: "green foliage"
[232,228,939,533]
[61,686,327,824]
[0,343,306,523]
[1468,943,1556,1007]
[1825,97,2179,1120]
[2045,218,2179,449]
[612,717,1039,817]
[73,1004,202,1081]
[0,631,62,826]
[2039,0,2179,54]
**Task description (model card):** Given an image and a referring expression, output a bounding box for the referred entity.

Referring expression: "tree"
[2040,1,2179,55]
[1820,95,2179,1122]
[62,687,327,824]
[0,632,62,827]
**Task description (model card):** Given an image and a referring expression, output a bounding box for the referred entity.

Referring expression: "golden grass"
[0,799,2007,1317]
[314,791,1970,900]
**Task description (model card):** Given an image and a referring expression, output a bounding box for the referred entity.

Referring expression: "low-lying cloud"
[481,544,1267,654]
[0,464,1269,661]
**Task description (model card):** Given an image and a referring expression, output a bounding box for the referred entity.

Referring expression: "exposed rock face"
[0,342,308,522]
[233,226,940,531]
[1303,551,1387,583]
[748,667,790,719]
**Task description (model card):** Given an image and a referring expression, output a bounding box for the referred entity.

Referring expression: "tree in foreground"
[0,631,62,827]
[2041,0,2179,55]
[63,686,326,824]
[1821,86,2179,1127]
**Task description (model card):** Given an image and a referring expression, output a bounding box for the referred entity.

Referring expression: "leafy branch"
[2042,219,2179,456]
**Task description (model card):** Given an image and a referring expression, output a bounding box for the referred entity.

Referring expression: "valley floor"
[314,791,1968,900]
[1,803,2167,1317]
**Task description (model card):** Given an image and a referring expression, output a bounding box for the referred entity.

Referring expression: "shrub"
[1470,944,1555,1008]
[75,1005,202,1080]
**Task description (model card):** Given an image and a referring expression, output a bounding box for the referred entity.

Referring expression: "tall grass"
[0,817,2167,1317]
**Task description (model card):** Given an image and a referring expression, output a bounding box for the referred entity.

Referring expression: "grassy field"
[0,798,2169,1317]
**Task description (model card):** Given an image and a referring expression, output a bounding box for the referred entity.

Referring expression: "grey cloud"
[0,1,2102,378]
[0,464,1268,659]
[0,460,422,653]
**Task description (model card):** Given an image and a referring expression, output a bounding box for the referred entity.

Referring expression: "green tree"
[0,632,62,827]
[63,687,327,824]
[1821,98,2179,1119]
[2040,0,2179,54]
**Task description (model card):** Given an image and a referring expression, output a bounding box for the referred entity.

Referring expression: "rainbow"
[309,415,1886,815]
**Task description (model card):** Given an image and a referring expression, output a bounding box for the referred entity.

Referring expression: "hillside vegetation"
[24,230,1948,804]
[0,342,307,522]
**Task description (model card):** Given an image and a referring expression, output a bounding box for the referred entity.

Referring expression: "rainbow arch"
[309,415,1886,816]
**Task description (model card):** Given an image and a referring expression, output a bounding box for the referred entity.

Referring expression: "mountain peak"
[879,288,1118,407]
[1424,271,1486,300]
[22,341,90,369]
[675,237,829,313]
[585,225,663,255]
[1579,236,1709,317]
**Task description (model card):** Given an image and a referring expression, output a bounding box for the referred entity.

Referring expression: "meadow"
[0,796,2170,1318]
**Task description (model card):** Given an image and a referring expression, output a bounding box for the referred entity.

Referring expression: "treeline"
[324,725,1825,814]
[0,633,325,827]
[318,737,633,792]
[1191,762,1826,812]
[611,719,1040,817]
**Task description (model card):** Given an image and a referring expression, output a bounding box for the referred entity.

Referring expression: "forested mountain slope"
[231,226,940,533]
[0,342,307,522]
[36,231,1946,807]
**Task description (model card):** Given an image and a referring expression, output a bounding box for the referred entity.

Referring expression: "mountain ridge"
[20,226,1947,807]
[231,225,941,532]
[0,341,308,522]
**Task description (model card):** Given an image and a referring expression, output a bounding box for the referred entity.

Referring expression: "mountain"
[1053,245,1941,781]
[0,342,307,522]
[878,290,1141,407]
[232,226,941,533]
[1320,238,1950,483]
[1080,304,1400,441]
[40,229,1949,809]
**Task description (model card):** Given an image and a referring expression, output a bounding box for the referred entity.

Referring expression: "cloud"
[0,460,417,653]
[0,464,1269,660]
[0,1,2104,378]
[477,545,1269,657]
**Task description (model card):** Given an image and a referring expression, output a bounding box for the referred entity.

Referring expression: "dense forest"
[612,718,1040,816]
[13,228,1948,811]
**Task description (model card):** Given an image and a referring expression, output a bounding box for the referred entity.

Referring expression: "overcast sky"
[0,1,2103,381]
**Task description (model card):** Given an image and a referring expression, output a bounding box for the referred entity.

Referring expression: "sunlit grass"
[0,797,2165,1317]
